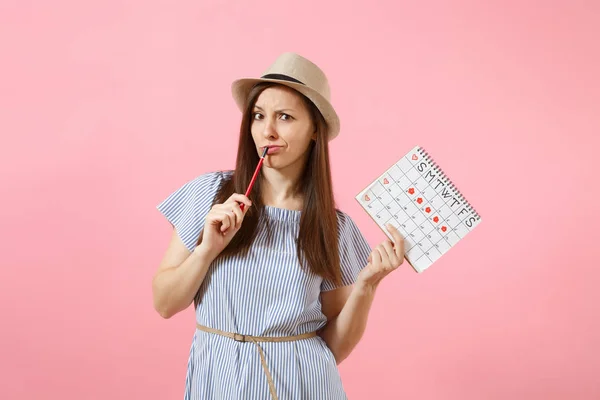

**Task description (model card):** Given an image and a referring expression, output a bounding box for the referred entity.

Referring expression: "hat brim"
[231,78,340,141]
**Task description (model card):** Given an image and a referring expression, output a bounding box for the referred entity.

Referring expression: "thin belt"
[196,323,318,400]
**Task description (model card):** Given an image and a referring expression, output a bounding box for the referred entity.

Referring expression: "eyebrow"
[254,106,295,113]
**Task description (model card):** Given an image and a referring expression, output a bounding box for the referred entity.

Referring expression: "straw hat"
[231,52,340,141]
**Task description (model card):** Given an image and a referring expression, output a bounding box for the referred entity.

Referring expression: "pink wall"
[2,1,598,399]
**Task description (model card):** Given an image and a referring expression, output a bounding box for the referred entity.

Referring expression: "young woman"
[153,52,405,400]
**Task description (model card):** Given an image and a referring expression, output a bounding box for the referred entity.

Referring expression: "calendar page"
[355,145,482,273]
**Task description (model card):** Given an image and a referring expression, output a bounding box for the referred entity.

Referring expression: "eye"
[279,113,293,121]
[253,112,263,120]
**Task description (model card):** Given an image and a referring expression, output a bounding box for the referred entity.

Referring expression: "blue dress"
[157,170,372,400]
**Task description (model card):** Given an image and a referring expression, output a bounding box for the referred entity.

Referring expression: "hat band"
[261,73,305,85]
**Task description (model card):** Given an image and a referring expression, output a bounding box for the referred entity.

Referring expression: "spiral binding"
[416,147,481,221]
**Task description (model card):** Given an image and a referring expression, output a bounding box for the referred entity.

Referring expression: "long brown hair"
[196,82,341,287]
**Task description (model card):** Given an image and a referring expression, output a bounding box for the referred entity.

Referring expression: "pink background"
[2,0,599,399]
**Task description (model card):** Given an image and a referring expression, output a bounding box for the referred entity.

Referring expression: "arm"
[318,282,376,364]
[152,230,216,319]
[153,193,252,319]
[319,223,405,364]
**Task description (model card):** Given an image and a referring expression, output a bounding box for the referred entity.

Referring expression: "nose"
[262,117,278,140]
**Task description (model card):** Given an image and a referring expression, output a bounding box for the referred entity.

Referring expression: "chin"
[264,160,282,169]
[264,158,291,170]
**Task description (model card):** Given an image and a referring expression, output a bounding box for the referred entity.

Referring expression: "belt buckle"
[233,333,246,342]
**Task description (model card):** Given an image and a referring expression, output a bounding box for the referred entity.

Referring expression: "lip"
[263,146,282,155]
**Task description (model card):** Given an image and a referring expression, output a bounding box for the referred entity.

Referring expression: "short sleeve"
[321,211,372,291]
[156,171,225,252]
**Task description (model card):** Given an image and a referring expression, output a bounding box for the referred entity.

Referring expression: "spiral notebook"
[355,145,481,273]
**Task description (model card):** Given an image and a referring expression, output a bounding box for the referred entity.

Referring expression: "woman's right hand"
[196,193,252,260]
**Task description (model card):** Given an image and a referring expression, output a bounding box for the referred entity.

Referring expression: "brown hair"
[194,83,341,302]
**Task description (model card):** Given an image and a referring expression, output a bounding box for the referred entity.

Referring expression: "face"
[250,86,315,171]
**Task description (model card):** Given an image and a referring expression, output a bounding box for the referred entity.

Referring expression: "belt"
[196,323,318,400]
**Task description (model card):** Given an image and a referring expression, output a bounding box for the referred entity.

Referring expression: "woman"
[153,52,405,400]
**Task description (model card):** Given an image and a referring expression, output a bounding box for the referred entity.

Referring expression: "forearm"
[152,246,214,318]
[319,282,376,364]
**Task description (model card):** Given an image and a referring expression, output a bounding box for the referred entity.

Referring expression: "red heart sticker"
[433,216,439,223]
[417,197,423,204]
[412,154,418,160]
[425,207,431,213]
[441,226,447,232]
[364,194,370,201]
[383,178,389,184]
[408,188,415,195]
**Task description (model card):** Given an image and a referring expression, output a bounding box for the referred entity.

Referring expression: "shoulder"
[156,169,234,213]
[187,169,233,189]
[334,209,371,249]
[173,169,234,198]
[156,171,233,252]
[335,209,359,233]
[321,208,372,290]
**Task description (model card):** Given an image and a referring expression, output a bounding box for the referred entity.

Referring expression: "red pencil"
[240,146,269,211]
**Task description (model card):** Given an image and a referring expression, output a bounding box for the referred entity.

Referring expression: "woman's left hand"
[357,224,405,291]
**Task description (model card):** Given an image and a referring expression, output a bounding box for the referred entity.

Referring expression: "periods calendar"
[355,145,482,273]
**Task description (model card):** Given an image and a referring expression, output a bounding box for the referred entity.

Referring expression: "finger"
[385,223,403,244]
[376,244,391,269]
[225,210,237,231]
[217,211,232,232]
[380,240,398,267]
[374,247,387,280]
[230,203,244,228]
[372,247,383,266]
[386,224,405,258]
[213,205,237,227]
[206,208,223,225]
[226,193,253,209]
[368,250,375,265]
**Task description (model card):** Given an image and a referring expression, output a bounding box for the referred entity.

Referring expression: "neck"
[260,164,305,210]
